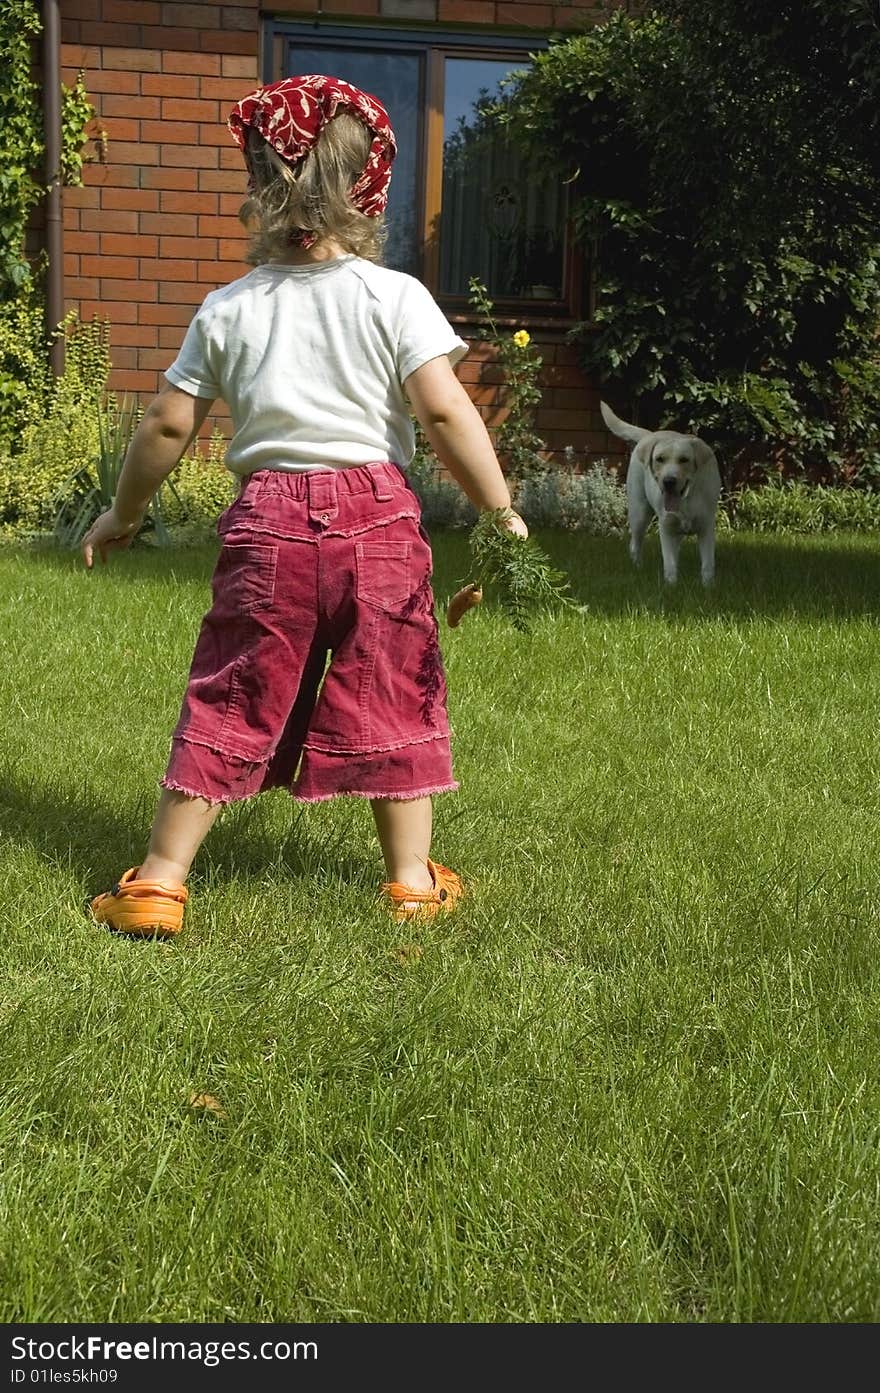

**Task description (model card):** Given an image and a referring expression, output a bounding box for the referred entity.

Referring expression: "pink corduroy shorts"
[162,462,457,804]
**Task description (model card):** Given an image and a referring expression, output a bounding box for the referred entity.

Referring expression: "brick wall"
[58,0,632,463]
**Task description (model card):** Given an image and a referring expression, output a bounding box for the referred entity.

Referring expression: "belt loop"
[307,470,339,526]
[371,465,394,502]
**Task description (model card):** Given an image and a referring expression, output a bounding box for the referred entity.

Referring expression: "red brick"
[103,0,162,21]
[158,325,187,349]
[160,190,217,213]
[104,232,159,256]
[197,215,238,236]
[61,16,81,42]
[82,255,136,278]
[101,279,158,301]
[141,167,199,189]
[64,185,101,208]
[163,51,221,74]
[199,32,257,54]
[141,211,198,235]
[80,299,139,323]
[552,5,591,27]
[438,0,495,17]
[109,369,162,392]
[160,235,215,258]
[102,117,140,142]
[82,22,144,45]
[81,209,137,233]
[217,196,245,219]
[66,276,101,298]
[60,44,103,67]
[549,386,591,410]
[161,3,221,27]
[497,2,553,21]
[159,281,204,303]
[111,141,160,165]
[64,253,80,276]
[80,70,140,95]
[197,123,232,146]
[218,239,248,262]
[90,163,140,188]
[139,302,198,325]
[102,46,162,71]
[137,347,184,370]
[198,169,246,192]
[222,5,259,28]
[63,207,81,231]
[199,76,256,100]
[161,98,219,121]
[147,24,206,46]
[113,325,163,352]
[543,364,589,387]
[197,261,229,282]
[99,95,162,122]
[161,144,217,167]
[317,0,379,12]
[66,231,100,254]
[103,189,160,211]
[219,146,244,168]
[220,54,258,77]
[140,258,199,280]
[142,119,198,144]
[143,73,198,97]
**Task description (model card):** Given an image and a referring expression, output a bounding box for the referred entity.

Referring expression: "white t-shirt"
[164,256,468,475]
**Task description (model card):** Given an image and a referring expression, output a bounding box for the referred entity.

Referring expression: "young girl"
[83,74,527,938]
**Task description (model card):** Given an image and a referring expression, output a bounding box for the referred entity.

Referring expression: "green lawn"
[1,529,879,1322]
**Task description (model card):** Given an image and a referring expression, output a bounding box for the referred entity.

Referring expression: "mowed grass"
[2,528,880,1323]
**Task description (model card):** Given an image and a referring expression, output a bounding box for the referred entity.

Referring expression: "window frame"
[264,19,586,322]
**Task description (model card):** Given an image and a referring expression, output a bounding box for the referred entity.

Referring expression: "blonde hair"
[239,114,385,264]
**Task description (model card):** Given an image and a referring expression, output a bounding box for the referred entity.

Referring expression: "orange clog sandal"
[89,867,188,939]
[380,858,464,922]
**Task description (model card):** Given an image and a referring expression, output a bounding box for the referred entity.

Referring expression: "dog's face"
[636,433,703,513]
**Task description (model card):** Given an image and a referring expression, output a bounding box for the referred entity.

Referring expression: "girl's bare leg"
[370,796,434,890]
[138,788,223,884]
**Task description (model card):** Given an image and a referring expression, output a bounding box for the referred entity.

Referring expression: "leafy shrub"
[502,4,880,481]
[0,293,52,449]
[729,481,880,534]
[162,429,236,534]
[0,315,109,538]
[514,462,627,533]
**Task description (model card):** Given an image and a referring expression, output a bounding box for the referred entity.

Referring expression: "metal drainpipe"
[43,0,64,376]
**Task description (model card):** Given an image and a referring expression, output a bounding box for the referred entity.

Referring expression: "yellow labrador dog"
[600,401,722,586]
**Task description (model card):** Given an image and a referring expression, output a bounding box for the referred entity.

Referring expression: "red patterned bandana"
[228,74,397,233]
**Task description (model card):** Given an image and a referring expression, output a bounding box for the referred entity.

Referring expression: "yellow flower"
[513,330,531,348]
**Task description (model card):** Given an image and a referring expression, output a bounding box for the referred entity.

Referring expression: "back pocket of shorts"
[355,540,411,610]
[213,541,277,615]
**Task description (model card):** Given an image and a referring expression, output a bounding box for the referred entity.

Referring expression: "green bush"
[162,429,236,534]
[0,316,109,538]
[503,4,880,481]
[514,463,627,533]
[729,481,880,534]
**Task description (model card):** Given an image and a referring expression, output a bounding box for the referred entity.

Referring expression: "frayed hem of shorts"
[159,776,253,807]
[291,780,460,805]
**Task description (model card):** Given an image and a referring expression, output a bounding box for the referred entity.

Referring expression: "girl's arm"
[82,385,214,568]
[405,355,527,535]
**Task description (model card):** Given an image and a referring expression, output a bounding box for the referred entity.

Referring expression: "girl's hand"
[503,510,528,540]
[498,507,528,539]
[82,507,142,569]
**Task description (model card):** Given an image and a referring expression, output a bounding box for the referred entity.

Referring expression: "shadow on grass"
[0,761,372,897]
[22,528,880,623]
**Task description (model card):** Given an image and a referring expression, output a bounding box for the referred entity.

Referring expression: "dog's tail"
[600,400,651,445]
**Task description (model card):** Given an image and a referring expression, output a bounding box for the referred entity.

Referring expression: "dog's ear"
[688,437,717,471]
[634,435,654,469]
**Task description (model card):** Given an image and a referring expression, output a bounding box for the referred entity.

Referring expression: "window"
[267,22,581,317]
